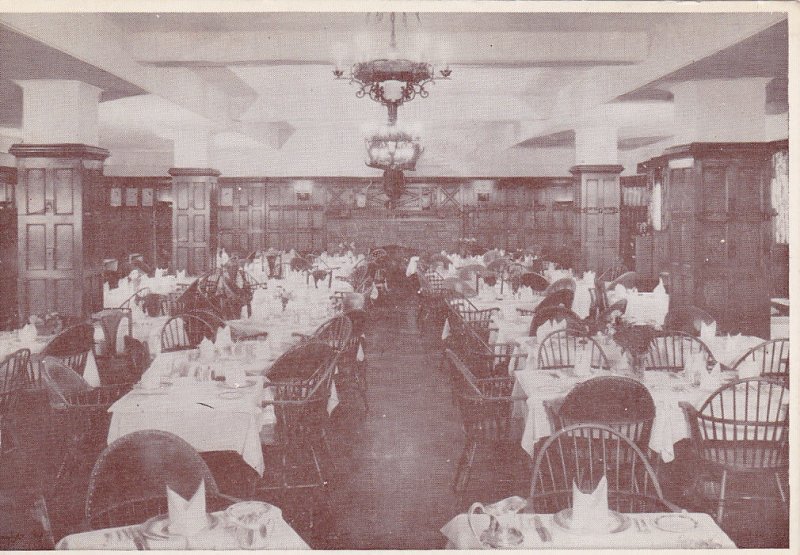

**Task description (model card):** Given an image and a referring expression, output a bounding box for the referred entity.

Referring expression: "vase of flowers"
[611,318,657,377]
[275,287,294,312]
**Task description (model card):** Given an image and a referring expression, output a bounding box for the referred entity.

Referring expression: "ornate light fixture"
[365,125,424,172]
[335,13,449,209]
[334,13,451,125]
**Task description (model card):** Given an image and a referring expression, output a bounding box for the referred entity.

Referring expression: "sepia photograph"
[0,1,794,550]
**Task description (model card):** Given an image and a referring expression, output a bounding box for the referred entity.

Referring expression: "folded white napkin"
[18,323,37,342]
[572,475,609,530]
[198,337,215,361]
[701,361,722,390]
[614,283,628,300]
[699,321,717,342]
[83,351,101,387]
[215,326,233,348]
[653,279,667,296]
[406,256,419,277]
[370,284,379,300]
[167,481,207,537]
[441,318,450,340]
[682,350,704,384]
[176,269,187,282]
[536,321,553,343]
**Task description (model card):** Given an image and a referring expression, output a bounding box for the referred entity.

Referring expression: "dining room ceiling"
[0,11,789,176]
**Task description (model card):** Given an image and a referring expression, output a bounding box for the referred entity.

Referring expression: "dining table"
[512,349,787,464]
[107,316,340,475]
[55,507,309,550]
[440,511,735,549]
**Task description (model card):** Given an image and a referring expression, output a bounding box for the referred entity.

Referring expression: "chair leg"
[716,469,728,523]
[775,472,788,516]
[452,443,470,492]
[32,495,55,548]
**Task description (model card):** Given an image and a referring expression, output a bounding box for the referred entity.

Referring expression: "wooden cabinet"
[10,144,108,324]
[638,142,784,338]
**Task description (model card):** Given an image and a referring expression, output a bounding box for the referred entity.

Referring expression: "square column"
[168,168,219,276]
[570,164,623,274]
[10,144,109,324]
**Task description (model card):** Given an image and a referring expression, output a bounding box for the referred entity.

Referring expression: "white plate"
[218,390,245,400]
[217,379,258,389]
[654,514,698,533]
[553,509,630,535]
[141,513,219,539]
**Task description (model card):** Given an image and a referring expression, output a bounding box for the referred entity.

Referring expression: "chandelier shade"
[334,13,450,124]
[365,125,424,172]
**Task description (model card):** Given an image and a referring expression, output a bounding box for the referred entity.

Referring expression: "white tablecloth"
[56,508,309,550]
[108,378,267,475]
[513,368,740,462]
[441,512,735,549]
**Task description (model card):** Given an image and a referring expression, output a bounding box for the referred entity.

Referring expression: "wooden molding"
[638,140,788,173]
[569,164,624,175]
[168,167,221,177]
[0,166,16,183]
[9,143,110,161]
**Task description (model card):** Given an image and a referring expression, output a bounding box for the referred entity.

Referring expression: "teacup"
[225,502,278,549]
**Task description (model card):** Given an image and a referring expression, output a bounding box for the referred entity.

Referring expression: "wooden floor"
[0,287,789,549]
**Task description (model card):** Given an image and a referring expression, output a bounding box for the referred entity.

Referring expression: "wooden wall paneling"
[0,167,17,329]
[169,169,218,275]
[10,145,109,324]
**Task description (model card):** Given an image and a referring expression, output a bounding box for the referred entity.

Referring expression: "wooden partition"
[638,141,786,338]
[0,167,17,329]
[10,144,108,324]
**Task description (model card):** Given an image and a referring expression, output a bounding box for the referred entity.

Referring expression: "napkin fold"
[215,326,233,348]
[442,318,450,340]
[167,481,207,537]
[653,279,667,296]
[198,337,216,361]
[572,475,609,530]
[176,269,187,282]
[699,321,717,342]
[83,351,101,387]
[700,361,722,390]
[614,283,628,300]
[18,323,37,342]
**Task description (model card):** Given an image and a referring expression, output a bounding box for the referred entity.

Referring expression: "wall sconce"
[294,180,313,201]
[474,180,493,202]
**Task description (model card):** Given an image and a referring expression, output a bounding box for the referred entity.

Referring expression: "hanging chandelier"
[335,13,448,209]
[334,13,451,125]
[365,125,424,172]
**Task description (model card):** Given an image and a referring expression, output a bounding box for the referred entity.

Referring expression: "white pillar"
[574,126,618,165]
[15,80,101,145]
[172,125,214,168]
[668,78,770,144]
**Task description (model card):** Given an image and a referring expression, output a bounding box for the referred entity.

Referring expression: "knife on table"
[533,515,552,542]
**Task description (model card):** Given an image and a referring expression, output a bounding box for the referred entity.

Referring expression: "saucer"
[654,514,698,533]
[141,513,219,539]
[217,379,257,389]
[553,509,629,535]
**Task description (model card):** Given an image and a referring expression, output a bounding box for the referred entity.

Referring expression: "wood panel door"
[171,174,214,276]
[15,160,103,319]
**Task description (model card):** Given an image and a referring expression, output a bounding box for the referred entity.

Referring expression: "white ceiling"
[0,11,789,177]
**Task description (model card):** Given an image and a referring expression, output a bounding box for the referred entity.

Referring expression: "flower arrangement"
[275,287,294,311]
[29,312,63,336]
[610,318,658,373]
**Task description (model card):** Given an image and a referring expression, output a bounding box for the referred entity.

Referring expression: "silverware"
[533,515,552,542]
[130,527,148,550]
